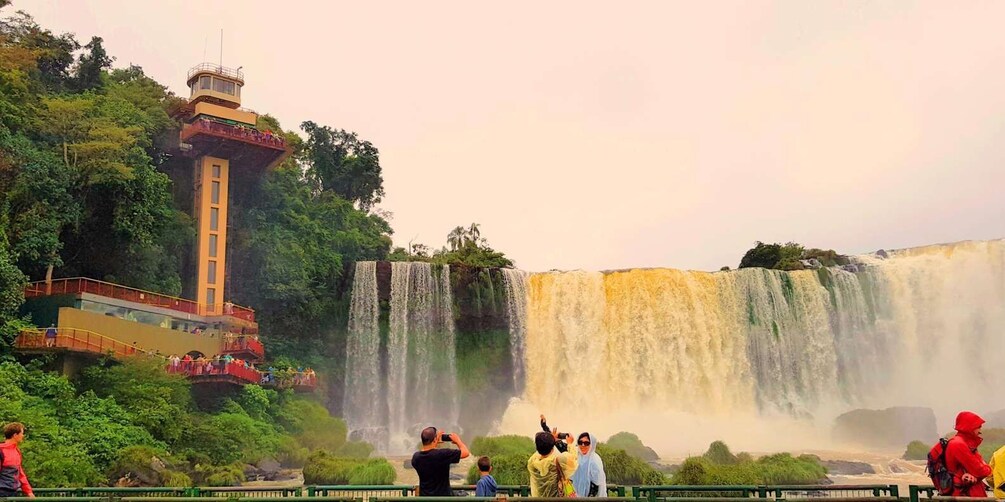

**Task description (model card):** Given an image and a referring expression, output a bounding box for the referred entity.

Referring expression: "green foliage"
[347,459,396,484]
[738,241,846,272]
[302,450,395,485]
[335,440,374,459]
[703,440,738,465]
[301,121,385,211]
[903,440,929,460]
[471,435,535,457]
[80,357,192,443]
[671,445,827,485]
[193,462,246,487]
[606,432,660,462]
[272,396,348,452]
[465,453,530,485]
[596,445,668,485]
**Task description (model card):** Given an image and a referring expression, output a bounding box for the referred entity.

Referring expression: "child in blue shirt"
[475,456,497,497]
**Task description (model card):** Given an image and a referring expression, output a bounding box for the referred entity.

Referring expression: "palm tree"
[466,223,481,248]
[447,226,466,251]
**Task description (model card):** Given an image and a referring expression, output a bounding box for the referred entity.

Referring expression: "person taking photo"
[412,427,470,496]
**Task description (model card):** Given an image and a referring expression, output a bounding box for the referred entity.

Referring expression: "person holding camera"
[412,427,470,496]
[528,427,577,497]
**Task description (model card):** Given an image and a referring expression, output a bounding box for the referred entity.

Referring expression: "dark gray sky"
[14,0,1005,271]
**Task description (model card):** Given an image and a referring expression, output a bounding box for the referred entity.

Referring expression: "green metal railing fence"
[8,484,926,502]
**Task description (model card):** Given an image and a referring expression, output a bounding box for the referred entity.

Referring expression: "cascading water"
[499,240,1005,453]
[501,269,529,394]
[342,261,382,442]
[346,262,459,453]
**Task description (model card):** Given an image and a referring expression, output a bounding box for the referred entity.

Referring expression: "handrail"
[185,118,287,150]
[15,328,165,360]
[188,62,244,82]
[24,277,255,321]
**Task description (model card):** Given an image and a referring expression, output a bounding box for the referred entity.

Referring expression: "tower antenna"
[219,29,223,67]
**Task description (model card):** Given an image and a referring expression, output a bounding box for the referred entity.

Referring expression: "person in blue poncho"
[571,432,607,497]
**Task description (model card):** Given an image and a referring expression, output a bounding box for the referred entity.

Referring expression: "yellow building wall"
[194,102,257,125]
[57,308,223,356]
[189,88,242,108]
[194,156,229,315]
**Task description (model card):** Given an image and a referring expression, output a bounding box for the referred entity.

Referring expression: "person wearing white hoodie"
[571,432,607,497]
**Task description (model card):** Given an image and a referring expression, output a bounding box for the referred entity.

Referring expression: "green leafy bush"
[597,445,668,485]
[671,447,827,485]
[903,440,929,460]
[465,453,531,485]
[347,459,396,484]
[303,450,395,485]
[471,435,535,457]
[703,440,739,465]
[605,432,660,461]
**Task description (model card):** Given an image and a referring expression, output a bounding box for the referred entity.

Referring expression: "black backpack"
[927,438,955,495]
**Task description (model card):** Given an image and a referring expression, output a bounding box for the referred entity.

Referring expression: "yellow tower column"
[193,156,229,316]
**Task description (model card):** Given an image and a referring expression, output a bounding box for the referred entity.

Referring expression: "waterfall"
[384,262,459,452]
[501,269,529,394]
[343,262,381,437]
[504,240,1005,452]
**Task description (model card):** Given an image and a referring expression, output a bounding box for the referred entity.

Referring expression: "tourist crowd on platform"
[167,353,256,375]
[260,366,317,387]
[193,117,286,148]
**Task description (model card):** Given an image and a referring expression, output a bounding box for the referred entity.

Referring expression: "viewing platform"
[14,328,151,359]
[25,277,255,322]
[167,359,262,386]
[180,118,290,170]
[261,369,318,393]
[221,334,265,361]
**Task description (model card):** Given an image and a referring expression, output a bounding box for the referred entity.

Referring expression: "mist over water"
[498,240,1005,455]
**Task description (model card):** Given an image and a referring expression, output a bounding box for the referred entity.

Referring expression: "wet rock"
[875,249,889,259]
[800,258,823,270]
[821,460,875,475]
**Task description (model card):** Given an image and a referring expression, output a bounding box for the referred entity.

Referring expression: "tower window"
[212,164,221,178]
[200,76,211,90]
[206,288,216,308]
[210,208,219,231]
[209,234,218,258]
[208,260,217,284]
[211,181,220,204]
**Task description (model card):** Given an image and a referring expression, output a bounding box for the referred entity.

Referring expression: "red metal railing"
[24,277,255,322]
[221,335,265,360]
[15,328,153,358]
[167,359,261,385]
[183,118,286,150]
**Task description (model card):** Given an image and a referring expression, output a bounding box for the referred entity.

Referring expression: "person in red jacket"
[946,411,993,497]
[0,422,34,498]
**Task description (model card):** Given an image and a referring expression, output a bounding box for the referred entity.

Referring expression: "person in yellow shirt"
[991,444,1005,499]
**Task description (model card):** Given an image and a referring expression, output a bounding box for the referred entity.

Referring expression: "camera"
[440,433,452,442]
[556,432,569,440]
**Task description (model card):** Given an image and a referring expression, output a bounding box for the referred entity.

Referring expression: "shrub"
[903,440,929,460]
[471,435,535,457]
[596,445,668,485]
[193,462,245,487]
[277,436,310,468]
[671,444,827,485]
[347,459,396,484]
[605,432,659,461]
[161,470,193,487]
[703,440,738,465]
[465,453,531,485]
